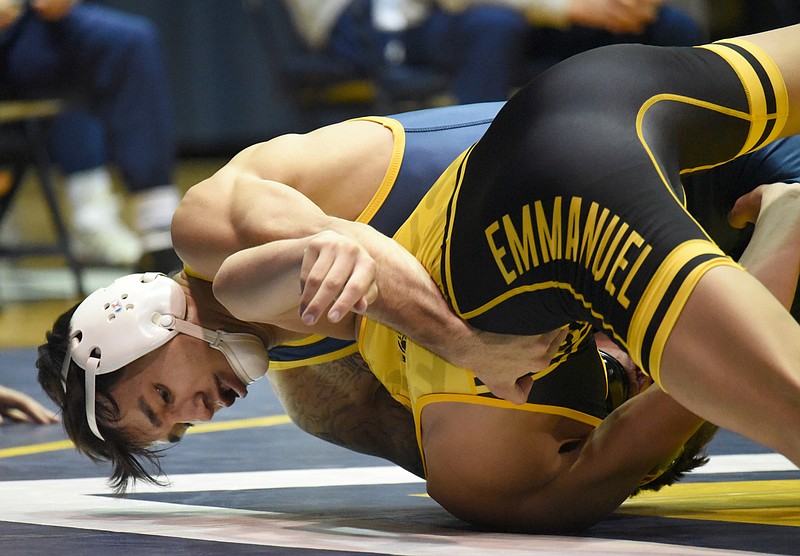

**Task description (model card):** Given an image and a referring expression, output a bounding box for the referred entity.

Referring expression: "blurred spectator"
[439,0,706,81]
[0,0,181,271]
[284,0,704,104]
[285,0,529,103]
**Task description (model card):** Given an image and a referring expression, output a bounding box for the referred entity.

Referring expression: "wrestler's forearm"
[548,387,704,529]
[211,224,469,355]
[325,218,562,379]
[213,238,309,323]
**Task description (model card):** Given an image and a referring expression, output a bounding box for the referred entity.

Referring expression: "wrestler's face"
[108,335,247,444]
[594,332,653,400]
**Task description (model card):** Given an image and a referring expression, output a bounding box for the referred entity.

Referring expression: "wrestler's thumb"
[513,375,533,404]
[487,376,532,405]
[728,188,763,229]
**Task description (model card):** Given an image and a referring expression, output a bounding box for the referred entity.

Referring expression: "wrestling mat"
[2,347,798,556]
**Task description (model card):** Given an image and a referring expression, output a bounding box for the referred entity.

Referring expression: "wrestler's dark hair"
[36,303,167,495]
[631,421,720,496]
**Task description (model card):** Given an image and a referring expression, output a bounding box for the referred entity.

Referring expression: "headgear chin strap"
[61,273,268,441]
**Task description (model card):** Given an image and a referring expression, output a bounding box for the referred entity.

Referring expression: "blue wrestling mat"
[2,347,798,556]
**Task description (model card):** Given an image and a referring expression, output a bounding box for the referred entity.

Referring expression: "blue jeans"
[0,3,175,192]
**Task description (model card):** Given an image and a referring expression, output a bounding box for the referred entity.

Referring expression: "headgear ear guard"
[61,273,268,441]
[600,350,630,413]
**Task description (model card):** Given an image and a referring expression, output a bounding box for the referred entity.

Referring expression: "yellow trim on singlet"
[268,344,360,371]
[626,239,738,382]
[633,39,789,252]
[456,281,560,320]
[636,93,755,186]
[700,40,789,153]
[442,147,475,318]
[183,264,211,281]
[413,394,603,477]
[350,116,407,225]
[647,257,740,387]
[357,315,604,477]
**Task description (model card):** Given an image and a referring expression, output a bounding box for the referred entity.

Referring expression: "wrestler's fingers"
[354,281,379,313]
[1,396,58,424]
[299,246,338,325]
[21,403,60,424]
[4,407,32,423]
[544,326,570,362]
[513,375,534,404]
[481,375,532,405]
[326,259,377,322]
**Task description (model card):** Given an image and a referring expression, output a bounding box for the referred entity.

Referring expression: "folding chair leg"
[27,118,86,297]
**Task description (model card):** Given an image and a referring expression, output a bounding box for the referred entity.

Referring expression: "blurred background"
[86,0,800,156]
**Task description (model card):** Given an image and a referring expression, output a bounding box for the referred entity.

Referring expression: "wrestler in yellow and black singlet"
[359,39,791,442]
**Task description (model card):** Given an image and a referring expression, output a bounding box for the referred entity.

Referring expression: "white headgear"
[61,273,268,441]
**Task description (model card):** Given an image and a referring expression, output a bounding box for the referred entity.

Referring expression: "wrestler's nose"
[172,393,213,423]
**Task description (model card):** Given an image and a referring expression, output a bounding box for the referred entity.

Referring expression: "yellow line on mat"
[0,414,292,458]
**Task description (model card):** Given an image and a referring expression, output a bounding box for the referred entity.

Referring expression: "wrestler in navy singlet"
[269,103,501,368]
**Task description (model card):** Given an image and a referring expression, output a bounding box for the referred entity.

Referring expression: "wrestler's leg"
[658,24,800,466]
[737,24,800,136]
[659,266,800,466]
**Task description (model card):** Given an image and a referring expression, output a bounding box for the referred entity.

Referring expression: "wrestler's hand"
[728,182,800,229]
[299,230,379,325]
[0,385,60,425]
[465,326,570,405]
[568,0,662,35]
[730,182,800,309]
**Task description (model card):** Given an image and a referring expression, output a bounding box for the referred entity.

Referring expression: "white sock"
[65,167,123,231]
[134,184,181,252]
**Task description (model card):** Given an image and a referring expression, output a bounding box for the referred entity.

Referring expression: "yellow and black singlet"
[374,39,790,388]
